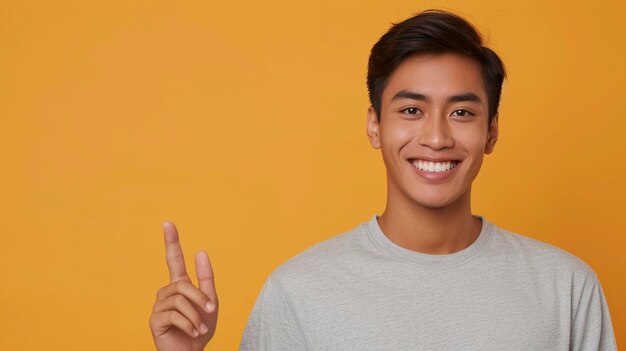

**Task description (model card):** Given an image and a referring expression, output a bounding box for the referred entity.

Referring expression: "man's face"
[367,52,498,209]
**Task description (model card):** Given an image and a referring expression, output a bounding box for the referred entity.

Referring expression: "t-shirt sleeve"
[570,273,617,351]
[239,275,307,351]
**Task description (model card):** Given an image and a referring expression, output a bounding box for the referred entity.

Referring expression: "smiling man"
[238,10,617,350]
[370,52,494,255]
[149,9,617,351]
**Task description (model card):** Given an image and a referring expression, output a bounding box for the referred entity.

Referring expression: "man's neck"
[377,190,482,255]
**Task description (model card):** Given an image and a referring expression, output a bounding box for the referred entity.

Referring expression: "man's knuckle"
[156,287,165,300]
[168,254,185,264]
[174,280,187,289]
[148,313,161,328]
[168,311,179,322]
[178,295,188,305]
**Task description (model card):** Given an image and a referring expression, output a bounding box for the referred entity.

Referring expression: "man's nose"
[416,114,454,150]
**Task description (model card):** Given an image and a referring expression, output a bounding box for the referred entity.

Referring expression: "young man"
[150,9,617,351]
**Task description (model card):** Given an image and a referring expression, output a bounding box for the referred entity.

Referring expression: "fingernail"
[200,323,209,334]
[193,329,200,337]
[205,302,214,313]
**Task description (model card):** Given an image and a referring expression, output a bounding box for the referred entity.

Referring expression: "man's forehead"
[383,53,488,103]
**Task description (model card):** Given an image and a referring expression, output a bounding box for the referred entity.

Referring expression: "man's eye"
[451,109,473,117]
[402,107,421,115]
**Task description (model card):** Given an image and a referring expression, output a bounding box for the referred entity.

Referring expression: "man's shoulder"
[267,219,371,288]
[491,223,597,281]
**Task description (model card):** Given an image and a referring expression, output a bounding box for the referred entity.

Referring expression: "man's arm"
[571,273,617,351]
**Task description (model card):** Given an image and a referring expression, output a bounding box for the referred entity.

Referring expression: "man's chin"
[409,190,468,210]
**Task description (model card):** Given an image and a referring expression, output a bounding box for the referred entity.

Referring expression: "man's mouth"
[409,159,461,173]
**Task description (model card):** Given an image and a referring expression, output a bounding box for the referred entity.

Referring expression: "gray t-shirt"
[240,215,617,350]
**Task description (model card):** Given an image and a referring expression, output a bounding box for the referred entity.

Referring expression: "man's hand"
[149,221,219,351]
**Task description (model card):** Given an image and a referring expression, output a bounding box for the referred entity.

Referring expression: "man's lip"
[407,157,463,162]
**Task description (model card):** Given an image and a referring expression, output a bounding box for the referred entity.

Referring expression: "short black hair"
[367,9,506,125]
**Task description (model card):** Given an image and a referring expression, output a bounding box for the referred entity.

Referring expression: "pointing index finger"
[163,221,189,283]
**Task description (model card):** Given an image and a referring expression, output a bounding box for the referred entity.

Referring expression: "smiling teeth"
[411,160,459,172]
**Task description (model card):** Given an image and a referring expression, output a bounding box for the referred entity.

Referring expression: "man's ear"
[485,114,499,154]
[366,106,381,149]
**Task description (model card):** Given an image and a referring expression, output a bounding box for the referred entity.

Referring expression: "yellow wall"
[1,0,623,349]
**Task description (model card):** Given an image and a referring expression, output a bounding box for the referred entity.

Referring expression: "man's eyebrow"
[391,90,430,102]
[447,93,482,104]
[390,90,483,104]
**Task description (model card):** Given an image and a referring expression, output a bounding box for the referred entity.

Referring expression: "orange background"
[1,0,624,349]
